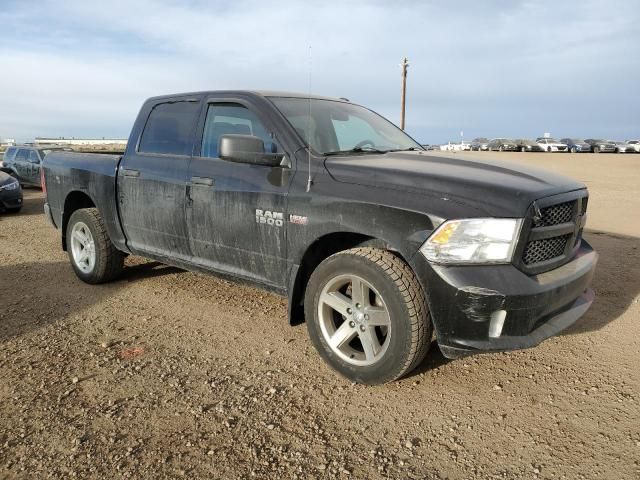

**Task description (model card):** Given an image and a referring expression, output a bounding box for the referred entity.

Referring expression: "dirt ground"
[0,152,638,479]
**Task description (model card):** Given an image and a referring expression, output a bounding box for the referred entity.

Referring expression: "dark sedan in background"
[584,139,616,153]
[514,139,544,152]
[470,137,490,151]
[487,138,518,151]
[560,138,591,153]
[0,170,23,213]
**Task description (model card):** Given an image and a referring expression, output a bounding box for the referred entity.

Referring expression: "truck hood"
[324,152,585,217]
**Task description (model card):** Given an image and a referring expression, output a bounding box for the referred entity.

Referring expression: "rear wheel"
[593,146,600,154]
[547,147,552,152]
[305,248,432,384]
[570,147,577,153]
[520,146,526,152]
[66,208,125,284]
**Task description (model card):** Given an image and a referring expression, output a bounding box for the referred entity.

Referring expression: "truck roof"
[145,90,350,103]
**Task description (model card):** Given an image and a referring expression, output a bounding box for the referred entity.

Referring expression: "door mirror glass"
[219,134,283,167]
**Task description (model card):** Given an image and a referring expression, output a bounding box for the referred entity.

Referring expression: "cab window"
[28,150,40,163]
[201,104,277,158]
[15,149,28,162]
[139,101,200,156]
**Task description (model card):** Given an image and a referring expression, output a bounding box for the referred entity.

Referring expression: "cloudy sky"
[0,0,638,143]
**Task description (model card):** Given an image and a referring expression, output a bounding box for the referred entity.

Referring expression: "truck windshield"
[269,97,422,155]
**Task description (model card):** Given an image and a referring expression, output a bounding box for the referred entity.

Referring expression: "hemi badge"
[289,214,308,225]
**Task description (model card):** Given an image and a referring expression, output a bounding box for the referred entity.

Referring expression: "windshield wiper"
[386,147,420,152]
[323,147,389,156]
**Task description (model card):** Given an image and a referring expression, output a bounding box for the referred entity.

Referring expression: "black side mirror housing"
[219,134,284,167]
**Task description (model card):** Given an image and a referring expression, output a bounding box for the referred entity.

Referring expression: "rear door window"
[15,149,28,162]
[138,101,200,156]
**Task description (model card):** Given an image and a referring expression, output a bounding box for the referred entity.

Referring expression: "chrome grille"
[522,235,571,265]
[519,194,588,273]
[539,201,574,226]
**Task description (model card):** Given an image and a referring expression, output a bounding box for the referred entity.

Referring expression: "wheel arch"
[287,231,410,325]
[61,190,97,251]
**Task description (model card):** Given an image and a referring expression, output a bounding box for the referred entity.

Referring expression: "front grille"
[518,193,588,273]
[522,235,571,265]
[538,201,574,226]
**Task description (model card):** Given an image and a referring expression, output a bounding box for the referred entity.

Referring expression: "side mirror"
[219,134,284,167]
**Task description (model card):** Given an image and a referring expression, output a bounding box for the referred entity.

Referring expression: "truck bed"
[43,151,126,251]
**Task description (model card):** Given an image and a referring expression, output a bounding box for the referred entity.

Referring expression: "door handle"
[122,169,140,177]
[191,176,214,186]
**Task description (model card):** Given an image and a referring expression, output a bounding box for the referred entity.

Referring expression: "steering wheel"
[354,139,376,149]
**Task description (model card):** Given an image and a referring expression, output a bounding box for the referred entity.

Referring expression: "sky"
[0,0,638,144]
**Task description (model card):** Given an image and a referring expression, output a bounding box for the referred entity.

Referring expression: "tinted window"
[15,149,28,161]
[3,147,17,161]
[28,150,40,163]
[201,104,277,158]
[139,101,200,155]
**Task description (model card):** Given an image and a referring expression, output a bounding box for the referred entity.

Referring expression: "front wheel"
[593,146,600,154]
[305,248,432,384]
[570,147,577,153]
[66,208,125,284]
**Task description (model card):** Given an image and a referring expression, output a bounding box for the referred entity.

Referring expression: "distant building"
[0,138,16,147]
[35,137,127,146]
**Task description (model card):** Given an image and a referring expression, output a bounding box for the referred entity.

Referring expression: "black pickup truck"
[43,91,597,384]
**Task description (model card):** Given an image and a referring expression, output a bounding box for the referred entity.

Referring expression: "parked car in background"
[470,138,489,151]
[487,138,518,151]
[625,140,640,152]
[1,146,64,187]
[0,170,23,213]
[584,139,616,153]
[514,139,544,152]
[560,138,591,153]
[610,140,634,153]
[536,138,568,152]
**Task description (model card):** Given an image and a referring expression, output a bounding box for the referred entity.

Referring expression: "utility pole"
[400,57,409,130]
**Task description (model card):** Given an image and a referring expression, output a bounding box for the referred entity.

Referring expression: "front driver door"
[27,150,41,185]
[186,100,292,288]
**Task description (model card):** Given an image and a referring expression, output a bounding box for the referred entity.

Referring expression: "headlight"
[0,180,19,191]
[420,218,523,264]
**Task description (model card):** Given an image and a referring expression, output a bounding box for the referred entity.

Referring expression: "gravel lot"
[1,152,638,479]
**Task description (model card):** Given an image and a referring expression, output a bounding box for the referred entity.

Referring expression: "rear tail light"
[40,166,47,196]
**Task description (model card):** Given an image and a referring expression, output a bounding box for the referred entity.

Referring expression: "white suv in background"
[536,137,568,152]
[625,140,640,152]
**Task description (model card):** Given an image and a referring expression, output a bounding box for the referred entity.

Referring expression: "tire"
[593,146,599,154]
[498,146,503,152]
[520,146,526,152]
[547,147,552,152]
[304,247,432,384]
[570,147,576,153]
[6,207,22,213]
[66,208,125,284]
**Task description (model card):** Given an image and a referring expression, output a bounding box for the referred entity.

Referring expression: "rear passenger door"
[118,98,201,261]
[186,100,292,287]
[13,149,29,183]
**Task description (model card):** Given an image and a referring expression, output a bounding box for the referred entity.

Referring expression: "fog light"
[488,310,507,338]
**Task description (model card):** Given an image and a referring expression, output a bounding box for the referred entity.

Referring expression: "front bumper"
[0,187,23,211]
[412,239,598,358]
